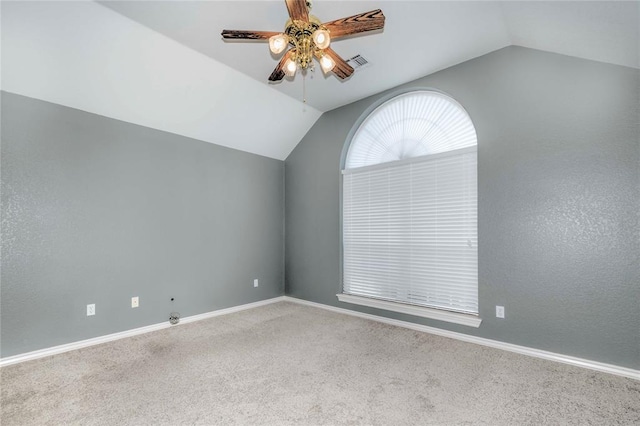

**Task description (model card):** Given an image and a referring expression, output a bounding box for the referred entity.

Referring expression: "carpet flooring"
[2,301,639,425]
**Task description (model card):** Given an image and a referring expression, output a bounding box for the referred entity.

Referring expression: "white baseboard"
[4,295,638,381]
[282,296,640,381]
[0,296,286,368]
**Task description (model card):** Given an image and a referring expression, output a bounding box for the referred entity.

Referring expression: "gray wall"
[285,47,640,369]
[1,92,284,357]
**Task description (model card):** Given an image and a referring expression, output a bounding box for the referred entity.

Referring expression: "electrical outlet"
[131,296,139,308]
[87,304,95,316]
[253,279,259,288]
[496,305,505,319]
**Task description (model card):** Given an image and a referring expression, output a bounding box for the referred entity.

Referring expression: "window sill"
[336,294,482,328]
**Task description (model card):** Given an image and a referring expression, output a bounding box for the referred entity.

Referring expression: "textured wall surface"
[285,47,640,369]
[1,92,284,357]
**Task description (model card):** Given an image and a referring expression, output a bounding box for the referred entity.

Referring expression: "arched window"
[340,90,479,325]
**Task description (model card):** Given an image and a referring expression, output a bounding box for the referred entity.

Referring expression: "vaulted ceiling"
[2,1,638,160]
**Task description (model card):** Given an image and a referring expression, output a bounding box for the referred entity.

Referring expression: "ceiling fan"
[221,0,385,82]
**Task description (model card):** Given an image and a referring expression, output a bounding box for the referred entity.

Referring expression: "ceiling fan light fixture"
[319,54,335,74]
[222,1,385,83]
[269,33,289,54]
[312,29,330,49]
[284,57,298,76]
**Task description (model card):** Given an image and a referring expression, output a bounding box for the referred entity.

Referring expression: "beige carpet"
[2,302,639,425]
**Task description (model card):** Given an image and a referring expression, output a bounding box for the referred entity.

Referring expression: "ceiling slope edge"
[1,1,322,161]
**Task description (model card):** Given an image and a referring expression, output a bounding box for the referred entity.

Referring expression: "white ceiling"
[1,1,322,160]
[100,0,640,111]
[2,1,638,160]
[100,0,514,112]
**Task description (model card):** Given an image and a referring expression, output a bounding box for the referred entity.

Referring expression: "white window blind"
[342,90,478,315]
[343,147,478,314]
[346,91,477,169]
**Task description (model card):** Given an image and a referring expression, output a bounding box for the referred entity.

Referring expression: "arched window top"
[345,90,477,169]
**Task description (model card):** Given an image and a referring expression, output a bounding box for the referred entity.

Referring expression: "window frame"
[337,88,482,328]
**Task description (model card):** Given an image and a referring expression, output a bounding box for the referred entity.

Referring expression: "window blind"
[342,146,478,314]
[346,91,478,169]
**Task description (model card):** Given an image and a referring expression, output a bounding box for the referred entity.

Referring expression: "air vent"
[346,54,371,71]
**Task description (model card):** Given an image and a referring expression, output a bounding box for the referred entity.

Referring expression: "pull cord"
[302,70,307,104]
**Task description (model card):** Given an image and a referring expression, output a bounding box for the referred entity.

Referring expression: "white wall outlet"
[87,304,95,316]
[496,305,505,319]
[131,296,139,308]
[253,279,259,288]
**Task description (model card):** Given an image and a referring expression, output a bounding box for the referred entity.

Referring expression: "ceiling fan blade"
[323,9,385,40]
[323,48,354,80]
[285,0,309,22]
[269,50,295,82]
[221,30,280,40]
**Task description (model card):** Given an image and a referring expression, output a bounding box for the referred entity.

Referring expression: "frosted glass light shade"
[319,55,335,73]
[345,91,478,169]
[269,34,288,54]
[312,29,330,49]
[284,58,297,76]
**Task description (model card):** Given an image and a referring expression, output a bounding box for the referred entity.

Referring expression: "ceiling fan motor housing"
[285,16,326,69]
